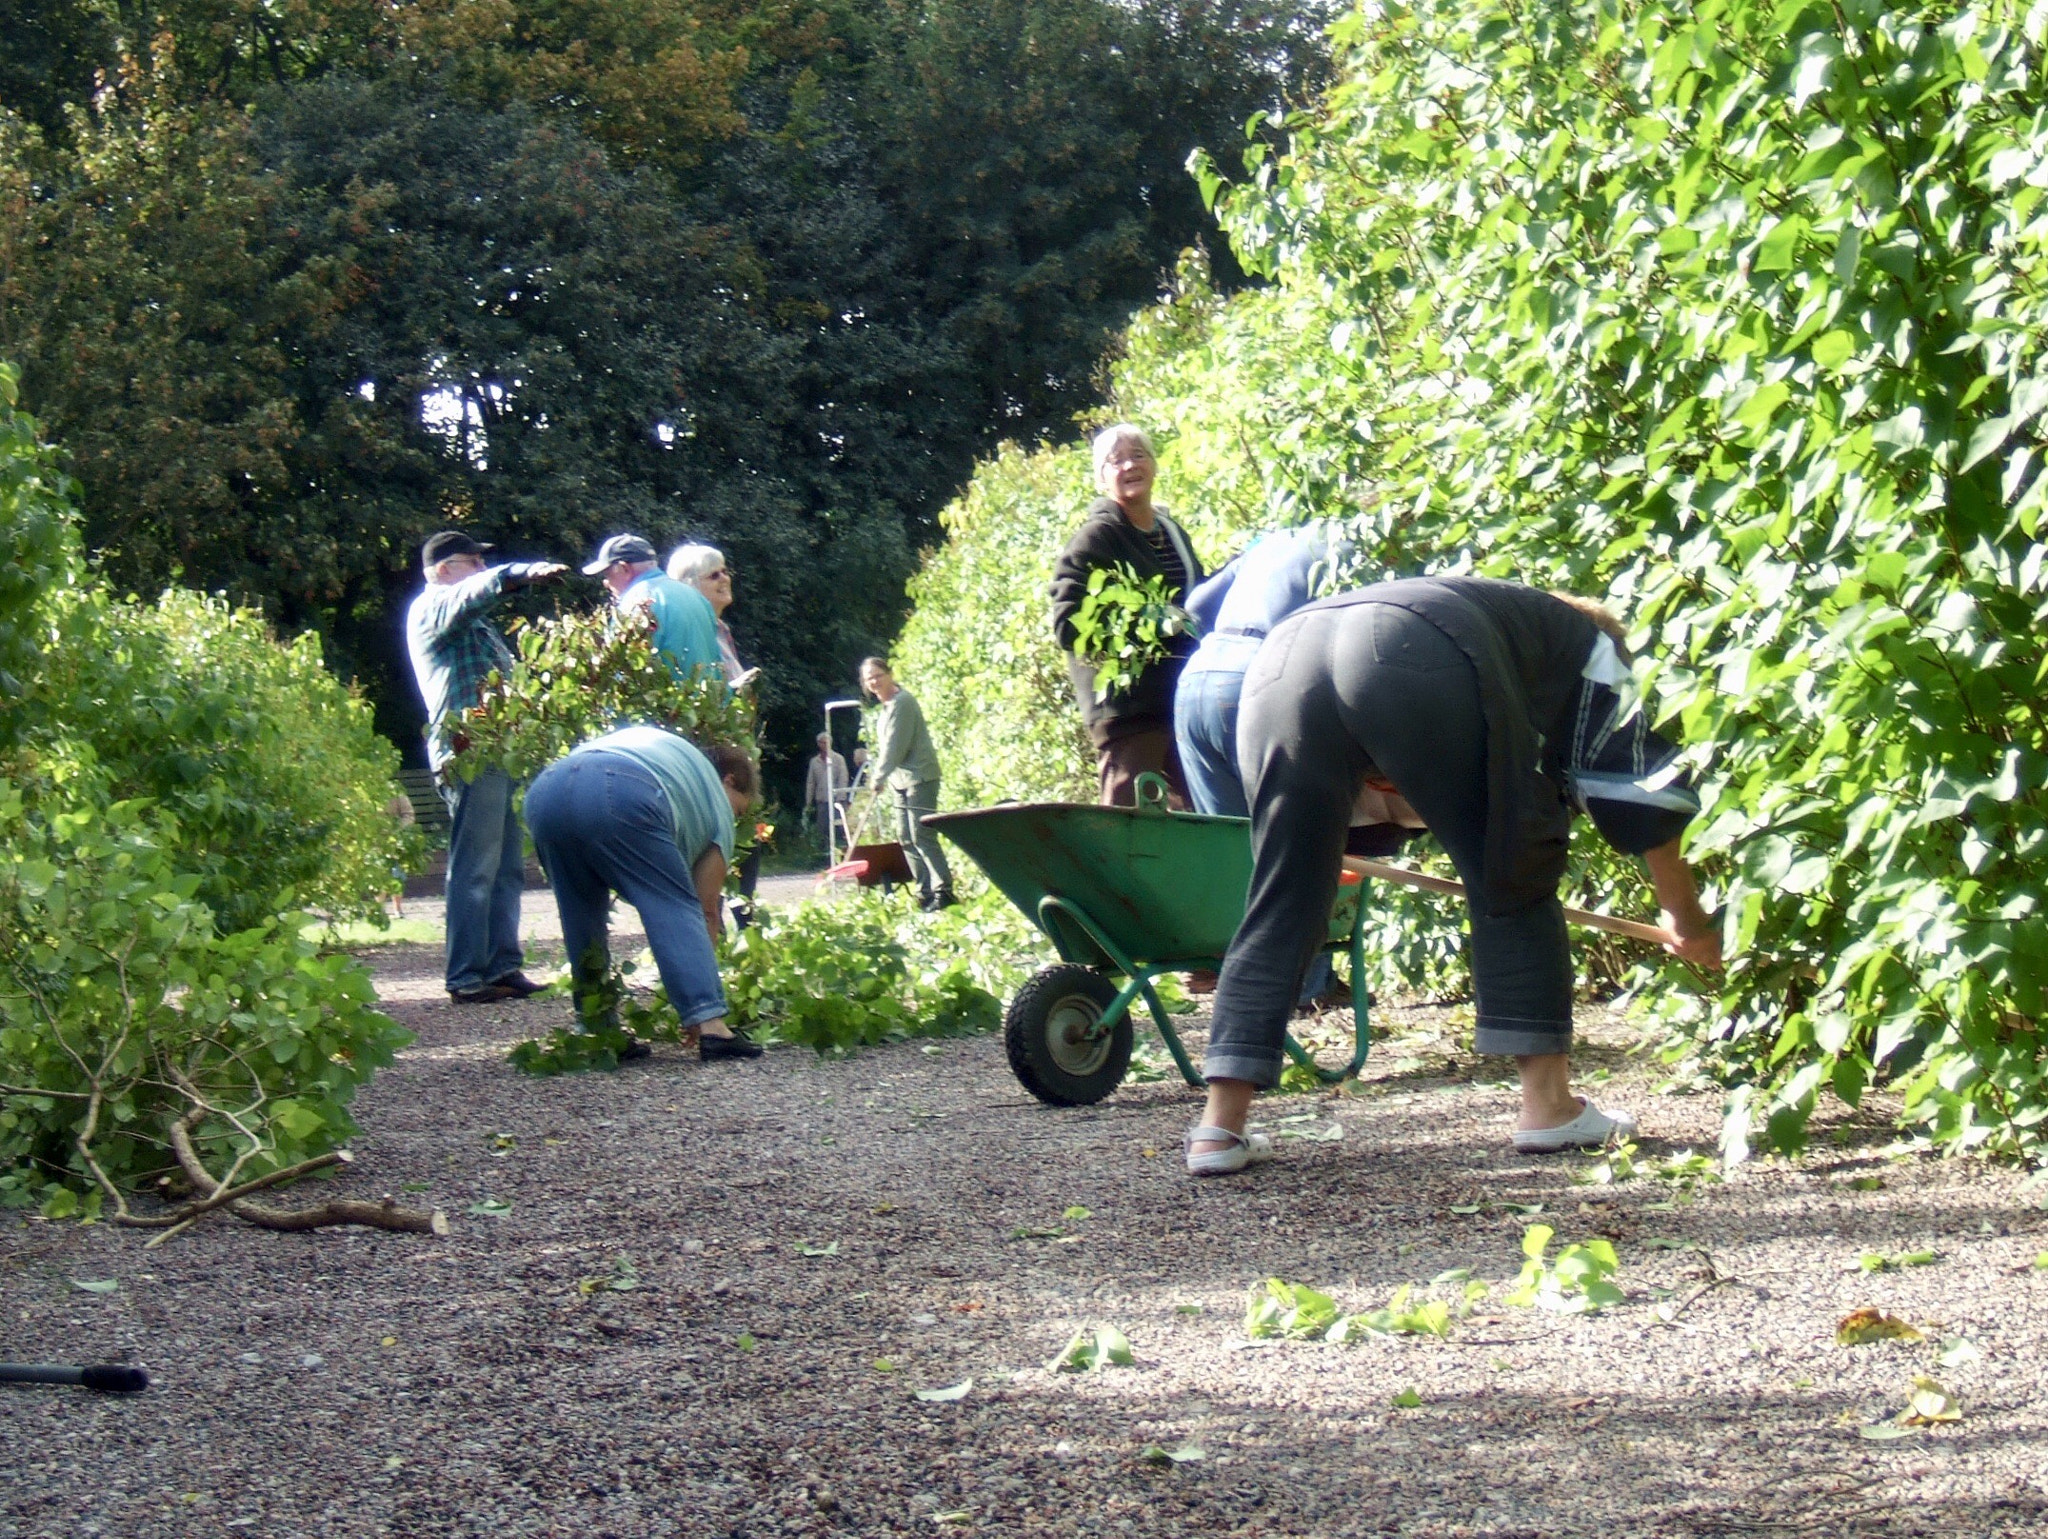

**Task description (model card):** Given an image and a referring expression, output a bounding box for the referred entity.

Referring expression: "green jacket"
[872,688,941,791]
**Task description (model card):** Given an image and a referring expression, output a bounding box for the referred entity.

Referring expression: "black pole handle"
[0,1363,149,1392]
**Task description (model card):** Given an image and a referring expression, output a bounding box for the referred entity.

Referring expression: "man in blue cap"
[584,533,723,682]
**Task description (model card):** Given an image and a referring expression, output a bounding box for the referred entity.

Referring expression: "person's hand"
[525,561,569,584]
[1658,907,1723,970]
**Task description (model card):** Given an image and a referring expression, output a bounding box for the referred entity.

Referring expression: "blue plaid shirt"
[407,563,552,772]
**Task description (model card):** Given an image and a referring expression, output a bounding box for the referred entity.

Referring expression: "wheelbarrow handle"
[1339,857,1677,947]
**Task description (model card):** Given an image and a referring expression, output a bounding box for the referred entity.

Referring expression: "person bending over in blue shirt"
[524,726,765,1062]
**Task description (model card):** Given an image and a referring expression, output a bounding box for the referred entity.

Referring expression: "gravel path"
[5,891,2047,1538]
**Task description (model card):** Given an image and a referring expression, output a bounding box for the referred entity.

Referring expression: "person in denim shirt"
[404,530,567,1003]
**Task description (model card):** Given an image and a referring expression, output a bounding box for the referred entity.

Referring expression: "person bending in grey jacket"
[860,657,955,911]
[1186,576,1722,1176]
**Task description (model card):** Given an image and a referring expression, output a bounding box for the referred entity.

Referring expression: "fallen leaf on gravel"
[1899,1374,1962,1425]
[873,1359,898,1373]
[1391,1388,1422,1408]
[796,1240,839,1257]
[930,1511,973,1525]
[1449,1203,1484,1215]
[735,1333,757,1353]
[1137,1444,1206,1465]
[1140,1147,1157,1158]
[467,1198,512,1218]
[1011,1225,1065,1240]
[1275,1121,1344,1142]
[914,1379,973,1402]
[1048,1325,1136,1372]
[488,1133,516,1155]
[400,1180,431,1193]
[71,1278,118,1294]
[2035,1252,2048,1270]
[1846,1175,1885,1191]
[576,1256,640,1295]
[1174,1304,1203,1316]
[1858,1421,1913,1440]
[1857,1249,1939,1272]
[1062,1205,1092,1222]
[384,1456,404,1471]
[1935,1337,1982,1369]
[379,1336,397,1348]
[952,1301,983,1313]
[872,1203,897,1214]
[1836,1308,1923,1346]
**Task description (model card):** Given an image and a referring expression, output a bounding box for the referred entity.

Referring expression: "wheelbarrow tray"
[926,802,1358,967]
[925,800,1368,1101]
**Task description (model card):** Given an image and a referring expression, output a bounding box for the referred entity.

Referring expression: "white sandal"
[1511,1098,1636,1153]
[1184,1124,1274,1177]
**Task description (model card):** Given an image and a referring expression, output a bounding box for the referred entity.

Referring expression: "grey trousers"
[895,778,953,902]
[1203,603,1574,1088]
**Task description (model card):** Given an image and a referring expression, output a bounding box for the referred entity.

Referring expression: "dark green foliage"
[0,365,78,719]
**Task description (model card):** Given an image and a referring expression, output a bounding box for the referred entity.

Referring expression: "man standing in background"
[859,657,955,911]
[805,732,849,852]
[584,534,722,682]
[405,531,567,1004]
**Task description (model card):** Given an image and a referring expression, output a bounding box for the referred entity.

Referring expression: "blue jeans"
[441,767,527,993]
[1175,665,1251,818]
[523,751,729,1029]
[1176,663,1332,1004]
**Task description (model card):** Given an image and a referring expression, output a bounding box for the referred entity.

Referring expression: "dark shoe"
[450,983,520,1004]
[699,1029,763,1062]
[925,890,960,912]
[616,1036,653,1063]
[490,971,547,998]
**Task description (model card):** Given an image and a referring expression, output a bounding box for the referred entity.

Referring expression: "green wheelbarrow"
[925,775,1369,1106]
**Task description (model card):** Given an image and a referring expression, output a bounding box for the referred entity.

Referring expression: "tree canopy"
[0,0,1333,777]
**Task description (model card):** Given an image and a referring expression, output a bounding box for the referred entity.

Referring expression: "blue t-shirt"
[1183,525,1333,677]
[575,726,734,863]
[619,571,724,683]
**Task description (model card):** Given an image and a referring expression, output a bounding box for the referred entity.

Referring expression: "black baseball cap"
[582,534,658,574]
[421,530,494,566]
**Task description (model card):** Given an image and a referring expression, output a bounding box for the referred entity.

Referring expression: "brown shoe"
[490,971,547,998]
[1183,969,1219,996]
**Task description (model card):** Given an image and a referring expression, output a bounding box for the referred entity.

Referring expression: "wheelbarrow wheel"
[1005,965,1131,1106]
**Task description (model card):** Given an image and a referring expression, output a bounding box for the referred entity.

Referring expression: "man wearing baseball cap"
[406,530,568,1003]
[583,533,722,683]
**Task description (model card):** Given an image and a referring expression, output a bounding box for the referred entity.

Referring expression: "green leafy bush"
[1193,0,2048,1160]
[0,790,408,1213]
[0,373,416,1222]
[720,890,1006,1055]
[30,586,416,932]
[450,606,757,787]
[0,364,79,717]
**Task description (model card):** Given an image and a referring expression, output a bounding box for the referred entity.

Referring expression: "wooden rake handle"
[1339,857,1677,947]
